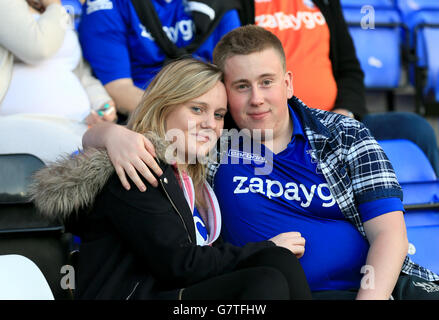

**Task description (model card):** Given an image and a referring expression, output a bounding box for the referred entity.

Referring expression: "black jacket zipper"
[159,178,193,244]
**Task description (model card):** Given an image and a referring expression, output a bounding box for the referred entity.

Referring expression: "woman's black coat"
[68,163,275,299]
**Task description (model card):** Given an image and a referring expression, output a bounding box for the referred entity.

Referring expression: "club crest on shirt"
[228,149,266,164]
[86,0,113,15]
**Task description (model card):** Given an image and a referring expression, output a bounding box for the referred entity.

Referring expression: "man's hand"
[269,232,306,258]
[106,126,163,191]
[82,123,163,191]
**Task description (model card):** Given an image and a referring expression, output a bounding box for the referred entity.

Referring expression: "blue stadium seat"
[396,0,439,105]
[340,0,396,9]
[378,139,439,273]
[436,73,439,102]
[378,139,436,183]
[61,0,83,29]
[397,0,439,18]
[378,139,438,207]
[419,27,439,100]
[342,4,403,89]
[404,209,439,274]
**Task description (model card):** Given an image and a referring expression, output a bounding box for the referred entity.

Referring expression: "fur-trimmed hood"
[28,132,170,221]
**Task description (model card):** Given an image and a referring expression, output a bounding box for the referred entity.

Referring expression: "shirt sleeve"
[78,1,131,85]
[358,197,405,223]
[73,58,112,110]
[344,120,403,204]
[196,9,241,62]
[0,1,67,64]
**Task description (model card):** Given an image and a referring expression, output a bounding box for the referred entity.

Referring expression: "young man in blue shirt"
[210,25,405,299]
[82,25,439,299]
[78,0,240,115]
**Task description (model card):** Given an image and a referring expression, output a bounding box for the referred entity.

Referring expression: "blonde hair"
[127,58,223,206]
[213,25,286,72]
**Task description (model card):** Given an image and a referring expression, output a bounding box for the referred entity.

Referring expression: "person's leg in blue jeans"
[362,112,439,177]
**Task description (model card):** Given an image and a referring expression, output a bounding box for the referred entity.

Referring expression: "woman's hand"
[98,101,118,123]
[85,101,118,126]
[269,232,306,258]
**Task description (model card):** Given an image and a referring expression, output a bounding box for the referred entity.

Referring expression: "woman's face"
[165,81,227,163]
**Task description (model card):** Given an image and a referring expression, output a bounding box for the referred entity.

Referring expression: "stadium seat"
[415,21,439,101]
[0,153,73,300]
[378,139,436,183]
[436,73,439,102]
[396,0,439,18]
[396,0,439,107]
[402,208,439,274]
[341,4,403,89]
[378,139,439,207]
[378,139,439,273]
[340,0,396,9]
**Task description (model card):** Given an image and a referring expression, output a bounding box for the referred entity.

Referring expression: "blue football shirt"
[79,0,240,88]
[214,106,404,291]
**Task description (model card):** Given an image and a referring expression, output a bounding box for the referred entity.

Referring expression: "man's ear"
[285,71,294,99]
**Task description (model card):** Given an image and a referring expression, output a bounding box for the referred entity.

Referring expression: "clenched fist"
[269,231,306,258]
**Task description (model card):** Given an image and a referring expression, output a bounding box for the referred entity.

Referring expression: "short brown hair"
[213,25,286,72]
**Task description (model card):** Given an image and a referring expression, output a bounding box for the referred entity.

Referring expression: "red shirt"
[255,0,337,110]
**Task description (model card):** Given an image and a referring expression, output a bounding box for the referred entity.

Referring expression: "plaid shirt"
[208,96,439,282]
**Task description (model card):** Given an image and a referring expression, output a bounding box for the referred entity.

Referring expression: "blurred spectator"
[0,0,115,162]
[78,0,241,115]
[238,0,439,176]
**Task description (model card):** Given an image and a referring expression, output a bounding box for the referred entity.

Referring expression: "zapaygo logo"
[255,10,326,30]
[232,176,336,208]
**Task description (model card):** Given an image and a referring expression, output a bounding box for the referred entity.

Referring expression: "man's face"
[223,48,294,143]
